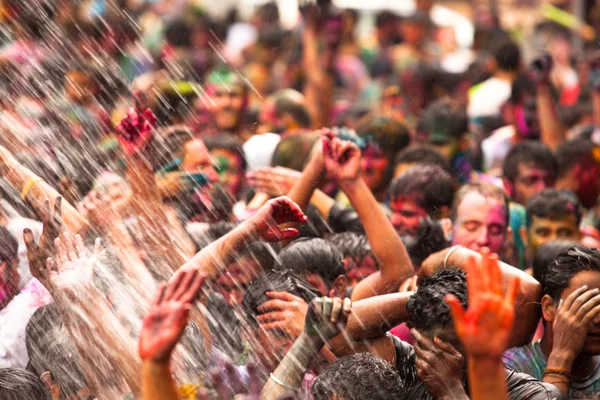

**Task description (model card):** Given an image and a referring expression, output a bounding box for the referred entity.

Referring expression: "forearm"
[342,179,413,301]
[468,357,508,400]
[309,189,335,221]
[287,157,324,213]
[537,83,566,151]
[261,333,321,399]
[142,361,178,400]
[544,351,574,393]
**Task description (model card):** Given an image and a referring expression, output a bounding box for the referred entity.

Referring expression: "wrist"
[339,177,364,194]
[547,350,576,371]
[298,331,325,353]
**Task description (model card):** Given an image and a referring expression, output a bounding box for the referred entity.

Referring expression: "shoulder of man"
[505,369,568,400]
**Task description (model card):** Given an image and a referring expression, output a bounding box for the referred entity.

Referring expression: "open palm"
[249,196,307,242]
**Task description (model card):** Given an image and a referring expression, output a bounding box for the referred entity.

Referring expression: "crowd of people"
[1,0,600,399]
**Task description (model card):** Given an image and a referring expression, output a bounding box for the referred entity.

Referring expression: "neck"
[540,331,599,379]
[495,70,517,82]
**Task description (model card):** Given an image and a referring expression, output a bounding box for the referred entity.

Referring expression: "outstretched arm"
[322,135,414,301]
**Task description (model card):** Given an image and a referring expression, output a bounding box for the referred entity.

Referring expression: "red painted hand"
[248,196,307,242]
[115,91,157,155]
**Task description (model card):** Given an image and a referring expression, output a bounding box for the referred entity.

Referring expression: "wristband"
[444,245,462,268]
[269,373,297,391]
[543,368,571,380]
[21,177,43,201]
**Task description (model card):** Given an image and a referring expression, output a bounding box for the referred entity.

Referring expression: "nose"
[476,227,489,247]
[390,213,403,231]
[206,167,219,183]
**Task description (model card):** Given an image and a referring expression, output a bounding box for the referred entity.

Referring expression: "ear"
[40,371,59,398]
[437,205,450,220]
[502,177,514,199]
[520,225,528,248]
[333,275,348,298]
[541,294,557,323]
[439,218,453,241]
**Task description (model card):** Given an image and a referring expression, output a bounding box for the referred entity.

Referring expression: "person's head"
[0,227,19,310]
[420,98,468,160]
[355,115,411,193]
[525,189,581,256]
[509,74,539,139]
[206,68,248,132]
[555,138,600,209]
[532,240,579,283]
[502,141,557,205]
[494,41,521,73]
[406,267,468,349]
[401,11,429,47]
[179,138,220,183]
[242,269,321,370]
[400,218,450,268]
[328,232,379,287]
[312,353,405,400]
[260,89,311,133]
[277,238,347,297]
[272,132,321,172]
[451,183,510,256]
[541,246,600,355]
[65,66,95,105]
[204,134,247,200]
[388,165,455,234]
[393,145,451,179]
[0,368,52,400]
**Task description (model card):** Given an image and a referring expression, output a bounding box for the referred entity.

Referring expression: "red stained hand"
[139,270,206,363]
[115,91,157,155]
[322,134,361,184]
[248,196,307,242]
[445,256,520,359]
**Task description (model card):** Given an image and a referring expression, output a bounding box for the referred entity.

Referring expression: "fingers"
[272,196,307,223]
[330,297,343,323]
[504,275,520,308]
[582,303,600,325]
[181,272,206,305]
[41,199,51,223]
[266,291,303,302]
[164,270,186,301]
[569,287,599,313]
[74,234,86,259]
[464,256,482,306]
[258,320,287,331]
[153,282,167,305]
[433,337,462,358]
[257,311,286,323]
[53,196,62,222]
[341,297,352,323]
[445,293,466,326]
[23,228,36,255]
[258,299,293,313]
[54,237,68,267]
[279,228,300,240]
[577,292,600,321]
[411,329,436,352]
[563,285,590,310]
[487,256,502,296]
[62,231,77,262]
[93,238,102,256]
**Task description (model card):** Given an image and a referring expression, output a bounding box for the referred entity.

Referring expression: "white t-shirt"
[468,77,512,119]
[481,125,516,174]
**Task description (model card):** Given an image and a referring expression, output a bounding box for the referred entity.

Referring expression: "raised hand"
[257,291,309,338]
[322,134,361,185]
[24,197,63,287]
[247,167,302,198]
[138,270,206,363]
[304,296,352,346]
[247,196,307,242]
[115,91,157,155]
[445,256,520,359]
[412,329,467,399]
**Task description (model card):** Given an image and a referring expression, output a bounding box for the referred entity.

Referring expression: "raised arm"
[420,246,541,348]
[533,60,566,151]
[322,136,414,301]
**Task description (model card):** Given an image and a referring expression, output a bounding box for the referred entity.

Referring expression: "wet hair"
[328,232,377,270]
[406,268,468,332]
[450,183,510,227]
[532,240,579,283]
[272,91,311,128]
[495,41,521,72]
[420,98,468,142]
[388,165,456,217]
[242,269,321,322]
[394,145,451,173]
[204,133,247,172]
[0,368,52,400]
[400,218,450,267]
[542,245,600,302]
[555,138,599,178]
[502,141,557,183]
[277,238,345,285]
[0,226,18,263]
[510,73,537,103]
[526,189,582,227]
[312,353,405,400]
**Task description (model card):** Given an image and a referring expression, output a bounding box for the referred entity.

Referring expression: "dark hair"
[406,268,468,332]
[272,90,311,128]
[204,133,247,171]
[388,165,456,217]
[400,218,450,267]
[421,98,468,142]
[542,245,600,301]
[277,238,345,284]
[0,226,18,263]
[533,240,579,283]
[242,269,321,322]
[312,353,405,400]
[355,115,411,159]
[526,189,582,227]
[328,232,377,270]
[502,141,557,183]
[394,145,451,173]
[164,19,192,47]
[272,132,321,171]
[555,138,599,178]
[450,183,510,227]
[510,73,537,103]
[0,368,52,400]
[495,41,521,72]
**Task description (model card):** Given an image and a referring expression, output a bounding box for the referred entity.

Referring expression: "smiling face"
[209,84,245,131]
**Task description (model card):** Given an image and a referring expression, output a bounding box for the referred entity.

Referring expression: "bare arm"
[537,82,566,151]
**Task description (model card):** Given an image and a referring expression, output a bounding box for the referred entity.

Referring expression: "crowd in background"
[1,0,600,399]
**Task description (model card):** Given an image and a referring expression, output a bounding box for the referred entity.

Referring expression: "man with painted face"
[503,246,600,398]
[204,133,247,204]
[555,138,600,210]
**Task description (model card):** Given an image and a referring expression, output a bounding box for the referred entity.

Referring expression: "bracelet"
[21,177,43,201]
[543,368,571,380]
[544,376,570,386]
[444,245,461,268]
[269,373,297,391]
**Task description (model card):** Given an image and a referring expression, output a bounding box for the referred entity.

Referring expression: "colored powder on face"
[215,155,230,175]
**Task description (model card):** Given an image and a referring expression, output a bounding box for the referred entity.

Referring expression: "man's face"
[181,140,220,182]
[513,94,540,139]
[512,163,554,205]
[211,148,244,200]
[303,273,329,297]
[528,215,579,255]
[360,146,389,192]
[216,257,262,306]
[209,84,245,131]
[0,260,19,309]
[344,255,378,287]
[390,198,428,235]
[452,192,508,256]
